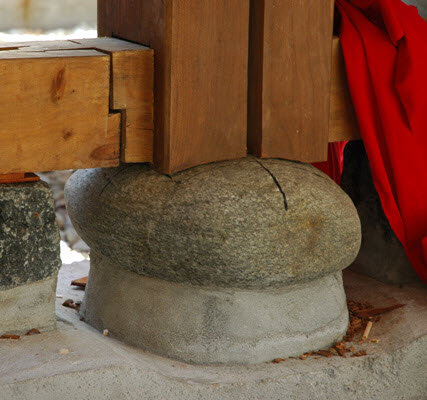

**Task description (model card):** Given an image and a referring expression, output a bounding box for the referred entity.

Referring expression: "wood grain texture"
[73,38,154,163]
[0,38,153,173]
[0,40,84,51]
[329,37,360,142]
[98,0,249,174]
[248,0,335,163]
[0,50,119,174]
[0,173,40,184]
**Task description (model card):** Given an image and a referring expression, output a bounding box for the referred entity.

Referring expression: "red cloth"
[329,0,427,283]
[313,142,348,185]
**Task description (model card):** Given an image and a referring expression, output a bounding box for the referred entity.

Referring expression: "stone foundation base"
[2,268,426,400]
[67,159,361,365]
[0,180,61,335]
[81,253,349,365]
[0,277,57,335]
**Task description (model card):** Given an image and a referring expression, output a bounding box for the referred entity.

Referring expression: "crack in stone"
[255,160,289,211]
[99,167,128,197]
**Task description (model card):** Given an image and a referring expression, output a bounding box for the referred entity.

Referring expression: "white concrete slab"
[0,265,426,400]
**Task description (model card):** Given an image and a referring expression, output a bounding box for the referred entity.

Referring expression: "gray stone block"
[0,181,61,334]
[405,0,427,18]
[341,141,421,284]
[66,158,361,290]
[0,277,57,335]
[66,158,361,364]
[81,252,348,365]
[0,181,61,290]
[2,268,426,399]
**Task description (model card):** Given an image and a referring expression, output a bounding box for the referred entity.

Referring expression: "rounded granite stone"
[65,158,361,290]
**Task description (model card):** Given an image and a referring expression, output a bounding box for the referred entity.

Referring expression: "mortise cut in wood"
[0,38,153,174]
[72,38,154,163]
[248,0,335,163]
[98,0,249,174]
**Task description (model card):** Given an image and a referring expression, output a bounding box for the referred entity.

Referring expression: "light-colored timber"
[0,49,113,174]
[0,38,153,174]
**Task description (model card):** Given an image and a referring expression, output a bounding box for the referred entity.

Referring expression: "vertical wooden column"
[98,0,249,174]
[248,0,335,163]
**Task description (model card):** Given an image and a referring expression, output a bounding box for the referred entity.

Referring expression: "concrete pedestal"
[66,158,361,364]
[1,267,426,400]
[0,181,61,334]
[82,253,348,364]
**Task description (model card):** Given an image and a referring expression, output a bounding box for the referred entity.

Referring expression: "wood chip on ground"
[314,350,334,358]
[271,299,405,363]
[351,350,367,357]
[25,329,41,336]
[71,276,88,288]
[62,299,80,310]
[352,304,405,318]
[0,334,20,340]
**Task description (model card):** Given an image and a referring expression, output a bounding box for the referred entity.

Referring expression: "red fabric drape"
[313,142,348,185]
[319,0,427,283]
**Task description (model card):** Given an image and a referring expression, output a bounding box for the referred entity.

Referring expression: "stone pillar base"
[0,181,61,334]
[0,277,57,335]
[66,159,361,365]
[82,252,348,365]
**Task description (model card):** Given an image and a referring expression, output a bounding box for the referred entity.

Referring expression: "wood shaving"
[25,329,41,336]
[0,334,20,340]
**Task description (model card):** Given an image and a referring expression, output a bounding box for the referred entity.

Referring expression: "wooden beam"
[0,49,115,174]
[0,38,153,174]
[0,173,40,184]
[98,0,249,174]
[248,0,335,163]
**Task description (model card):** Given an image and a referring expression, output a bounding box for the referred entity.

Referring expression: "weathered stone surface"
[81,253,348,364]
[66,158,361,290]
[341,141,421,284]
[0,181,61,291]
[405,0,427,18]
[1,268,426,399]
[0,277,57,335]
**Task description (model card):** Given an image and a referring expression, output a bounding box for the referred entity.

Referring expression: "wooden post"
[98,0,249,174]
[329,37,360,143]
[248,0,335,163]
